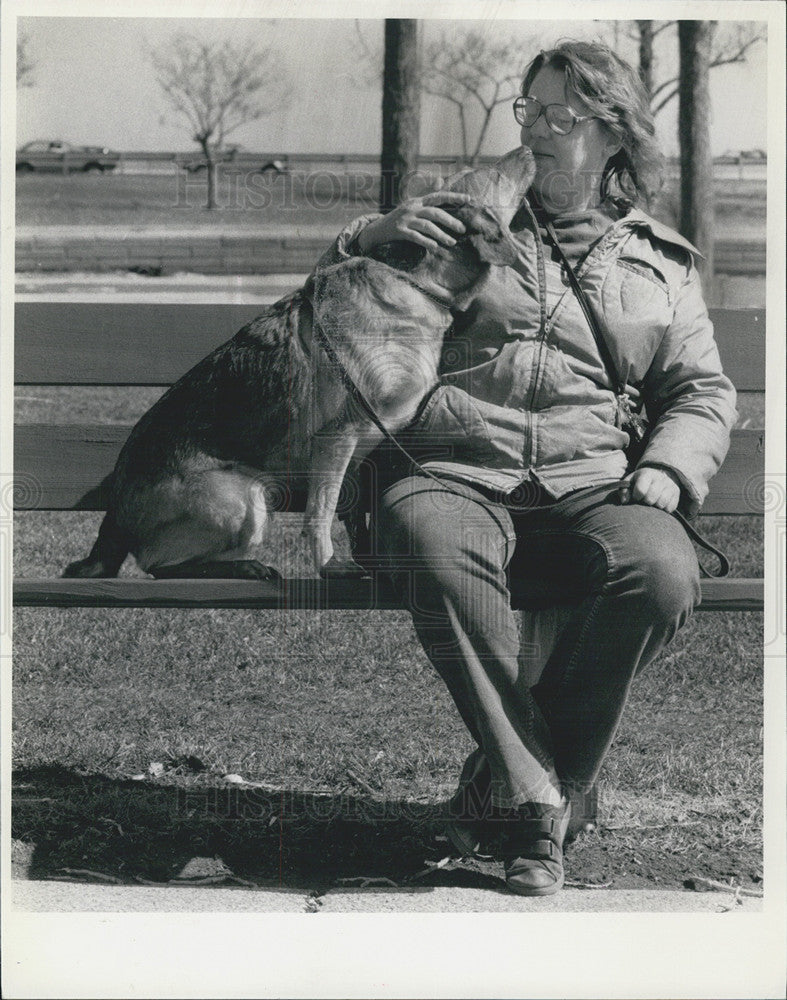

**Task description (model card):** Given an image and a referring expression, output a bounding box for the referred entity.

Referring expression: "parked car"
[16,140,120,173]
[179,144,287,175]
[179,144,241,173]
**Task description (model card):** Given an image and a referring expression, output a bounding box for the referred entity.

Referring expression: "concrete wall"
[15,231,766,278]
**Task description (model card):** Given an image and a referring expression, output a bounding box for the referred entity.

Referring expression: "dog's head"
[446,146,536,224]
[370,146,535,284]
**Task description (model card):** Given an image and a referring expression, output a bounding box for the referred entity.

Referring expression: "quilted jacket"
[314,188,738,514]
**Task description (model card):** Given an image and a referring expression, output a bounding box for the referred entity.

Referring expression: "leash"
[539,214,728,579]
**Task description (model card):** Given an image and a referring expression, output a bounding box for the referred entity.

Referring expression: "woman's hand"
[619,467,682,512]
[356,191,474,255]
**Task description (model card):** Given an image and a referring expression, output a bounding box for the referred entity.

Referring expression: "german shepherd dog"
[63,148,534,581]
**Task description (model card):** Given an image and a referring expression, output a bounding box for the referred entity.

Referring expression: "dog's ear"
[467,229,519,267]
[454,206,520,267]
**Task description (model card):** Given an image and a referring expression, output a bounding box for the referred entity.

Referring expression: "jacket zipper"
[519,197,548,446]
[514,209,636,466]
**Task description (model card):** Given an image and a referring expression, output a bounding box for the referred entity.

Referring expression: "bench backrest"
[14,303,765,516]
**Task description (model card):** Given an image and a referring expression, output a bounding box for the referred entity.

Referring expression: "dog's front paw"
[319,556,370,580]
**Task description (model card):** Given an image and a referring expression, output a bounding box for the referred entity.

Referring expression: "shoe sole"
[506,871,565,897]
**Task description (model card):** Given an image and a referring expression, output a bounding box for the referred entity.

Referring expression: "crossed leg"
[374,475,701,807]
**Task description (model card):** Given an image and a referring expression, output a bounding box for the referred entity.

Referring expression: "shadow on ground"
[13,766,499,893]
[12,766,761,895]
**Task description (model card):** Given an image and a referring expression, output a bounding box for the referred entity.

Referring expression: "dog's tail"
[62,512,131,578]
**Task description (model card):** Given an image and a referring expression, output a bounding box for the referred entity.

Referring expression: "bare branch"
[652,85,679,116]
[652,21,675,39]
[17,31,35,87]
[709,25,766,69]
[650,76,678,102]
[420,28,535,159]
[350,20,383,87]
[647,23,764,115]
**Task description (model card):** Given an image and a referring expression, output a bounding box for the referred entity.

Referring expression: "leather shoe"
[502,800,571,897]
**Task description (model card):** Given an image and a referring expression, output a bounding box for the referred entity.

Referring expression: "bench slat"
[708,308,766,391]
[13,577,764,612]
[12,425,766,515]
[14,303,765,391]
[15,303,264,385]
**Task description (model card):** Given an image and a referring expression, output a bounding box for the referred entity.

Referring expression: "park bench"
[14,300,765,612]
[13,300,765,828]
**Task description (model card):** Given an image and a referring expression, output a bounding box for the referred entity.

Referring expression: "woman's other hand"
[619,467,682,512]
[356,191,474,255]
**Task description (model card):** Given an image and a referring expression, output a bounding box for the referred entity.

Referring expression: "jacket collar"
[615,207,705,261]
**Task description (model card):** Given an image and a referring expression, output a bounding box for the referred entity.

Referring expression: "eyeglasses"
[513,96,597,136]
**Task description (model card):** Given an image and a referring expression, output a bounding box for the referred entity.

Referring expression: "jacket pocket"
[615,257,672,303]
[599,257,674,384]
[414,384,533,469]
[415,385,495,462]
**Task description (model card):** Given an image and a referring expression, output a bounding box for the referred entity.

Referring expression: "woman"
[318,40,737,896]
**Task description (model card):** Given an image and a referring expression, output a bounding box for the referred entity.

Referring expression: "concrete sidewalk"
[12,878,762,913]
[15,225,339,276]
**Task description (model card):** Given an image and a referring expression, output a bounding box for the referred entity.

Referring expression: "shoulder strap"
[542,220,728,578]
[542,217,625,395]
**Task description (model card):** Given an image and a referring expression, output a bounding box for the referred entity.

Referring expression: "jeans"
[373,474,701,809]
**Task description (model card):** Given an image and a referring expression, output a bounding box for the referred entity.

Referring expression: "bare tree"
[618,21,766,114]
[421,30,531,164]
[149,33,287,209]
[17,31,35,87]
[679,21,715,283]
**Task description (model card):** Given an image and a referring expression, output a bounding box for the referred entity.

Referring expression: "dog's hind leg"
[63,510,131,578]
[137,469,280,581]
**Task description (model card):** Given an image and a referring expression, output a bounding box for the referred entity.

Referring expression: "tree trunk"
[637,20,654,98]
[380,19,421,212]
[206,161,217,211]
[198,137,217,210]
[678,21,715,284]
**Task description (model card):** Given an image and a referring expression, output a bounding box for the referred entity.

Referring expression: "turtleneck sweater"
[512,195,628,316]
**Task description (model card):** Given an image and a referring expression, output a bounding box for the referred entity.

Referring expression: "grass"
[16,170,766,236]
[15,171,380,230]
[12,553,763,890]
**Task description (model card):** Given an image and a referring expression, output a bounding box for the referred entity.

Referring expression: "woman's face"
[520,65,620,213]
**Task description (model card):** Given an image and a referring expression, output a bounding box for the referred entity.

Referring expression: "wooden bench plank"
[12,425,766,515]
[708,309,766,391]
[13,576,764,611]
[14,303,765,391]
[14,302,264,385]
